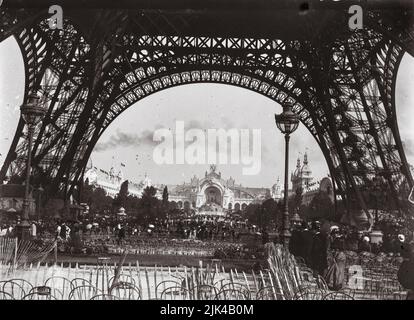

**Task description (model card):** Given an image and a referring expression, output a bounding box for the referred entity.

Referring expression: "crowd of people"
[25,215,266,244]
[1,208,414,298]
[288,219,414,296]
[0,214,269,257]
[290,220,412,260]
[1,211,413,256]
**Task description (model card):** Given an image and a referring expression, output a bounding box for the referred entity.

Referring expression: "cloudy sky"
[1,36,414,188]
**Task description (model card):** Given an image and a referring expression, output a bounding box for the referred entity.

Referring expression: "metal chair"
[0,281,8,290]
[90,294,120,300]
[218,282,251,299]
[22,293,57,300]
[2,279,32,299]
[292,288,325,300]
[339,288,357,299]
[23,287,56,300]
[215,288,249,300]
[256,286,285,300]
[0,290,15,300]
[45,276,74,300]
[70,277,93,289]
[323,291,355,300]
[194,284,218,300]
[69,285,100,300]
[155,280,182,298]
[108,274,136,287]
[160,286,192,300]
[109,282,141,300]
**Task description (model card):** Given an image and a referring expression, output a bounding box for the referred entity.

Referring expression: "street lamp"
[17,92,46,241]
[275,102,300,248]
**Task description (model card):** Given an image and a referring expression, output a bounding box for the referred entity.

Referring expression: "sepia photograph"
[0,0,413,305]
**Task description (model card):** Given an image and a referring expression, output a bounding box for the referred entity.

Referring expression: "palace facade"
[83,163,282,214]
[83,164,152,198]
[164,165,276,214]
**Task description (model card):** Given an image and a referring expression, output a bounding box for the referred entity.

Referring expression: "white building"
[164,165,272,214]
[83,164,146,198]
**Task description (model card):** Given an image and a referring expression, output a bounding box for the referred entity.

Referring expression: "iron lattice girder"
[0,6,412,214]
[1,2,413,45]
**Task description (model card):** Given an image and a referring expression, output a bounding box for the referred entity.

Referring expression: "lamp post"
[17,92,45,241]
[275,102,299,248]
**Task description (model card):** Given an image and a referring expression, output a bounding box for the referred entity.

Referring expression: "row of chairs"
[3,275,404,300]
[0,276,142,300]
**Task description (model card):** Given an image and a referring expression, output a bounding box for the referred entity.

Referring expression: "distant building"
[83,163,145,198]
[271,177,283,201]
[163,165,271,215]
[288,152,334,206]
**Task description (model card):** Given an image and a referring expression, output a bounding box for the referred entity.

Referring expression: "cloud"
[185,118,236,130]
[94,129,156,152]
[402,139,414,156]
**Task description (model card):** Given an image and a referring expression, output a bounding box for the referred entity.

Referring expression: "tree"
[162,186,169,208]
[142,186,157,199]
[114,180,129,208]
[261,198,281,228]
[244,203,261,225]
[244,199,281,229]
[137,186,163,221]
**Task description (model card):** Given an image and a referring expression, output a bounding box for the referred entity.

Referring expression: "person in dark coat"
[60,223,67,240]
[289,222,304,259]
[301,222,314,267]
[325,226,346,291]
[116,224,125,245]
[310,221,329,277]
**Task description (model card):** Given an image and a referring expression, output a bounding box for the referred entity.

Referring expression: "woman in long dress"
[324,226,347,291]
